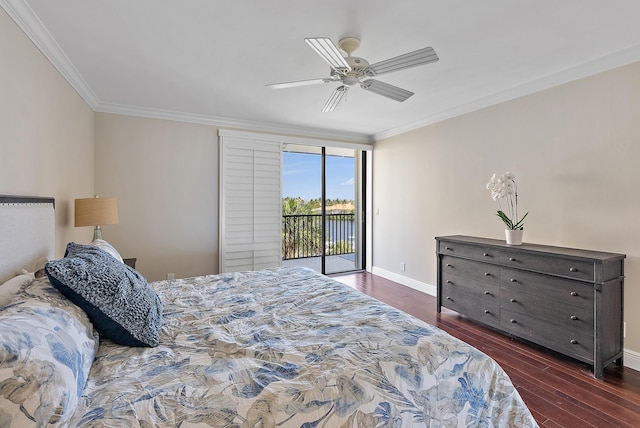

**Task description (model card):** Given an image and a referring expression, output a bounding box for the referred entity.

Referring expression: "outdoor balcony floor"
[282,254,358,274]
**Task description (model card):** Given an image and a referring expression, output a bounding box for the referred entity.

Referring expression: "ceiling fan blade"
[305,37,351,72]
[366,47,439,76]
[360,79,414,102]
[322,85,349,112]
[266,77,338,89]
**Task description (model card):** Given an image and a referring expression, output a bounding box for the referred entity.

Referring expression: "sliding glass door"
[323,148,359,274]
[282,145,364,274]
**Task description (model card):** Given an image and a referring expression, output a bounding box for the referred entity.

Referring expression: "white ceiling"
[4,0,640,143]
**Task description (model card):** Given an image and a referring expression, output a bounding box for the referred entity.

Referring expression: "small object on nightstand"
[123,258,136,269]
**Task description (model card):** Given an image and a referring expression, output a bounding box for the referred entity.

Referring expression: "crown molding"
[1,0,371,144]
[1,0,100,109]
[5,0,639,145]
[95,102,373,144]
[373,43,640,142]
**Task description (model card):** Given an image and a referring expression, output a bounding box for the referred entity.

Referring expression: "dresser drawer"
[441,256,500,285]
[501,268,593,308]
[500,251,594,281]
[442,272,499,303]
[438,241,500,262]
[441,289,500,328]
[501,308,594,362]
[501,288,594,334]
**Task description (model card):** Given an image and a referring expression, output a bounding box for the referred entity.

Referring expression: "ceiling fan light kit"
[267,36,439,112]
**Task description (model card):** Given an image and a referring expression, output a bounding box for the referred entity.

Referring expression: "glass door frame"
[282,144,367,275]
[321,147,367,274]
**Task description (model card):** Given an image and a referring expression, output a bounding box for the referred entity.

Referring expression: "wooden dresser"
[435,235,625,378]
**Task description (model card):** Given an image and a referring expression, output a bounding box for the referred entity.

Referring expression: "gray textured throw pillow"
[45,242,163,347]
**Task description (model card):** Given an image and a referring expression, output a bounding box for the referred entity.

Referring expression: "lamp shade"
[74,197,119,227]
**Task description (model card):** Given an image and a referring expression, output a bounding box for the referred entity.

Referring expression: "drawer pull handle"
[483,253,490,257]
[484,272,491,276]
[446,280,453,284]
[446,264,453,267]
[570,315,578,320]
[510,278,517,283]
[510,298,517,303]
[570,291,578,297]
[445,246,452,250]
[509,257,516,262]
[484,291,491,295]
[510,319,517,323]
[484,310,491,314]
[570,339,578,345]
[446,296,453,301]
[569,267,578,272]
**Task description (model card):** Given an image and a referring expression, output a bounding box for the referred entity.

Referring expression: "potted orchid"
[486,172,528,244]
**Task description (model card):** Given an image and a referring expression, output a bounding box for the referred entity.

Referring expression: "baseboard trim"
[370,266,436,296]
[370,266,639,373]
[624,348,640,372]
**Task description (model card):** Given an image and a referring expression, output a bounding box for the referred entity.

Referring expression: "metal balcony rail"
[283,213,355,260]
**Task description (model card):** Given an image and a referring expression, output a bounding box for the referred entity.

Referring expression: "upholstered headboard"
[0,196,55,283]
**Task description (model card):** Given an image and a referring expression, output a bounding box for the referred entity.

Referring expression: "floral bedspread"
[69,267,537,427]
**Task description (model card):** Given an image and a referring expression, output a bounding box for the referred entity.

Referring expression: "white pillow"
[0,278,99,427]
[90,239,124,263]
[16,258,48,277]
[0,273,34,307]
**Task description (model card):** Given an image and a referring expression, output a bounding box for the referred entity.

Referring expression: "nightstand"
[123,258,137,269]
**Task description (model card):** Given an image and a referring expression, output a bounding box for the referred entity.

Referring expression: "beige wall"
[6,0,640,362]
[0,8,94,257]
[373,61,640,355]
[94,113,219,281]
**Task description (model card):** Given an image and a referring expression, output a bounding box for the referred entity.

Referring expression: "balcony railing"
[282,213,355,260]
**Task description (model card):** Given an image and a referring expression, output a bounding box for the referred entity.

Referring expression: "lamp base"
[92,226,103,242]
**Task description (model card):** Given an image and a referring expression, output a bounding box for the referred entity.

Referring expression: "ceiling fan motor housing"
[346,56,368,68]
[331,56,372,84]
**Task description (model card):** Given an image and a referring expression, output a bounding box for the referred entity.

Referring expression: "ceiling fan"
[266,37,439,112]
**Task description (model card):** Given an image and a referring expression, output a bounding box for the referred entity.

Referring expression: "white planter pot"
[505,229,523,245]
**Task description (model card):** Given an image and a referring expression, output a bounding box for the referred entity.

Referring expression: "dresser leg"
[594,365,604,379]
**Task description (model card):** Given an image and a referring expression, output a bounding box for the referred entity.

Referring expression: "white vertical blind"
[219,133,282,272]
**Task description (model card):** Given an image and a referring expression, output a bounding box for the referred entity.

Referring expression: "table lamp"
[74,196,118,242]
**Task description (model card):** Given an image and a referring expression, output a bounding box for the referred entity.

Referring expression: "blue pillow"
[45,242,163,347]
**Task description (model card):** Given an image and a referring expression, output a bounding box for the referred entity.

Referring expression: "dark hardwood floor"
[332,271,640,428]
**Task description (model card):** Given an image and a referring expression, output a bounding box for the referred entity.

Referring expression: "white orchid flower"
[486,172,528,230]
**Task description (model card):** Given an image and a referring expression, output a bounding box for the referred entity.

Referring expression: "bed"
[0,196,538,427]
